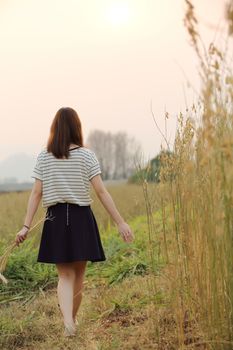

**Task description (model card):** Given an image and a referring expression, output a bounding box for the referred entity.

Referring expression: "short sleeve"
[87,151,102,181]
[31,151,43,181]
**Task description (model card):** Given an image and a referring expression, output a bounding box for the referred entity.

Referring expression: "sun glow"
[105,3,131,26]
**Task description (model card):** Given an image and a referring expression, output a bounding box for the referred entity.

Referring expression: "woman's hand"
[117,222,135,243]
[15,227,29,247]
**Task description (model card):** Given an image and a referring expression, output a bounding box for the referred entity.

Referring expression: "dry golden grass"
[0,274,150,348]
[0,270,206,350]
[143,1,233,347]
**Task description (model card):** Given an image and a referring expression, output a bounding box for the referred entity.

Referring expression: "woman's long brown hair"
[47,107,84,159]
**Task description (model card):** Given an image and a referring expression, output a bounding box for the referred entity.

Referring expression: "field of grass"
[0,183,171,350]
[1,177,228,349]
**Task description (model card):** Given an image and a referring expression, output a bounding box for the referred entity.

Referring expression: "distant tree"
[86,130,142,180]
[129,150,175,184]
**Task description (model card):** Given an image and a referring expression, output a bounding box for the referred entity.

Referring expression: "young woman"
[14,107,134,337]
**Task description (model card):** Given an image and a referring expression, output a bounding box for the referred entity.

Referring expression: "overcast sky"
[0,0,228,162]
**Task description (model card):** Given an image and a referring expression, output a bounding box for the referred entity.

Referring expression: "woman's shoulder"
[35,147,47,158]
[80,146,96,156]
[37,146,96,158]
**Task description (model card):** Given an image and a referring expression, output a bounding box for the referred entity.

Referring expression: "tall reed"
[145,1,233,348]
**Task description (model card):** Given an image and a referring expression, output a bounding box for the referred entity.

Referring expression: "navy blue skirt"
[37,202,106,264]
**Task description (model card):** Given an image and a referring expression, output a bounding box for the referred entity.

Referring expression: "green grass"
[0,208,165,304]
[0,183,163,303]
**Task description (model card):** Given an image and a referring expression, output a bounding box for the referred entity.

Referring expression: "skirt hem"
[37,257,106,264]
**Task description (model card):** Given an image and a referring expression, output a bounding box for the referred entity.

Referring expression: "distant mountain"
[0,152,36,184]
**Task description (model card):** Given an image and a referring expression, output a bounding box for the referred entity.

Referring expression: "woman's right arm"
[90,175,134,243]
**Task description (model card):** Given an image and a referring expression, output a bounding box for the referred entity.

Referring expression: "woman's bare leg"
[56,262,76,327]
[72,261,88,321]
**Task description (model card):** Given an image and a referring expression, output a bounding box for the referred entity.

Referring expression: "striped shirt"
[31,146,102,209]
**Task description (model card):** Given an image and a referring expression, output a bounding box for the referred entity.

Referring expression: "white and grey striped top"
[31,146,101,209]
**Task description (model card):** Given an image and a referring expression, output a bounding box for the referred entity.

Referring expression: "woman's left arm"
[15,179,42,246]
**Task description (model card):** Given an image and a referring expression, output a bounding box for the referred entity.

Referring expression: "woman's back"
[31,146,102,209]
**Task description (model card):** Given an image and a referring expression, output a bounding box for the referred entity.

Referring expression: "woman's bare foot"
[64,322,76,337]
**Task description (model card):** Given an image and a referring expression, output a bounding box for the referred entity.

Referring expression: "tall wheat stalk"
[144,1,233,348]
